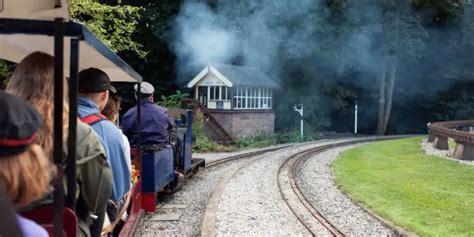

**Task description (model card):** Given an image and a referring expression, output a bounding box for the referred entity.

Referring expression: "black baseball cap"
[78,68,115,93]
[0,91,42,156]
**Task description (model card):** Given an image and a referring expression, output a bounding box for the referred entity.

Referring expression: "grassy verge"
[192,109,319,152]
[332,137,474,236]
[235,131,318,149]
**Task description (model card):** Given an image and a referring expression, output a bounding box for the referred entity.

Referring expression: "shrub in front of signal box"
[191,110,235,152]
[236,132,277,148]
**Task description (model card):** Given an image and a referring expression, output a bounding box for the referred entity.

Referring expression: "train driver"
[121,82,177,147]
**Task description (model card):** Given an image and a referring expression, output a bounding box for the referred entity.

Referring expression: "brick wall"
[210,110,275,139]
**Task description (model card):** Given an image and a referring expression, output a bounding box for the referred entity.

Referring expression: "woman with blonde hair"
[0,91,51,236]
[6,51,113,237]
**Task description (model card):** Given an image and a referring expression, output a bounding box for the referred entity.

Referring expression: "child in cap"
[0,91,53,237]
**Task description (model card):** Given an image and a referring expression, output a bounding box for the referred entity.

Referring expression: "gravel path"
[297,144,394,236]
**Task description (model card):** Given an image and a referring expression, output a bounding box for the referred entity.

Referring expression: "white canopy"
[0,0,142,82]
[0,0,70,20]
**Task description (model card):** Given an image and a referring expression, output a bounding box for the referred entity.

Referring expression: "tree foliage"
[158,90,189,108]
[70,0,146,58]
[8,0,466,136]
[0,60,14,89]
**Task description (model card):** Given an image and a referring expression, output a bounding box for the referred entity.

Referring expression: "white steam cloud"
[171,0,325,82]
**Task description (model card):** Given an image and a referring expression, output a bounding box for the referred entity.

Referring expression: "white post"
[300,104,304,139]
[354,100,358,134]
[294,103,304,140]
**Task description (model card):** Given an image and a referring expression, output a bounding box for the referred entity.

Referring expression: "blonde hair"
[0,144,54,207]
[6,51,69,158]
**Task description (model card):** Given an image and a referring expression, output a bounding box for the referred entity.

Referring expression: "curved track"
[278,145,345,236]
[138,144,299,236]
[205,145,292,168]
[202,136,406,236]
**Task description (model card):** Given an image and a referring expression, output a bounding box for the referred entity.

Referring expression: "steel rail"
[205,145,292,168]
[204,140,329,168]
[278,143,349,236]
[428,120,474,144]
[201,144,302,236]
[279,136,408,236]
[283,146,345,236]
[201,137,408,236]
[201,142,334,236]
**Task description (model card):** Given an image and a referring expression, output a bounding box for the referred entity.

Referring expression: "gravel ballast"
[137,155,254,236]
[297,144,394,236]
[137,145,302,236]
[138,138,401,236]
[215,146,315,235]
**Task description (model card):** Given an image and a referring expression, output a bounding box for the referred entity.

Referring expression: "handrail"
[428,120,474,145]
[182,99,234,144]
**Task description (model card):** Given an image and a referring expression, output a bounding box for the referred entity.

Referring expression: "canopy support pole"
[66,37,79,209]
[53,17,65,237]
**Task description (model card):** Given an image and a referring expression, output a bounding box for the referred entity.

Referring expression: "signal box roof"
[187,63,279,89]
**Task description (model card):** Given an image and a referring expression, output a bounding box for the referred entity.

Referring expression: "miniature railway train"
[0,2,205,236]
[121,109,206,237]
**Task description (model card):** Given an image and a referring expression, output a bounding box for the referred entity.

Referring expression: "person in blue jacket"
[77,68,131,234]
[121,82,177,146]
[121,82,182,193]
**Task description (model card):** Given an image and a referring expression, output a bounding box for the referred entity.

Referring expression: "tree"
[346,0,428,135]
[69,0,146,58]
[117,0,182,101]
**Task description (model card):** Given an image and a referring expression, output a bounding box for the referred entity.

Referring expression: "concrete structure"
[428,122,474,161]
[187,64,279,140]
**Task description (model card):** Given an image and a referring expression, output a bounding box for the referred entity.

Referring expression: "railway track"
[139,143,307,236]
[201,136,407,236]
[201,143,316,236]
[278,144,345,236]
[205,145,292,168]
[279,136,411,236]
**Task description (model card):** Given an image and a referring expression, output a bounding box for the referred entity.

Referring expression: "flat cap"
[79,68,113,93]
[0,91,42,156]
[134,82,155,95]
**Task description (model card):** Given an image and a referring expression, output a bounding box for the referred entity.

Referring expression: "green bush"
[236,132,277,148]
[236,130,319,148]
[191,109,319,152]
[158,90,189,108]
[275,130,319,144]
[191,110,235,152]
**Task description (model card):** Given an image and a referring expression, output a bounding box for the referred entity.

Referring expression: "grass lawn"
[332,137,474,236]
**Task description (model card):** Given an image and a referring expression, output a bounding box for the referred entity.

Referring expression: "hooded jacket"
[74,121,113,236]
